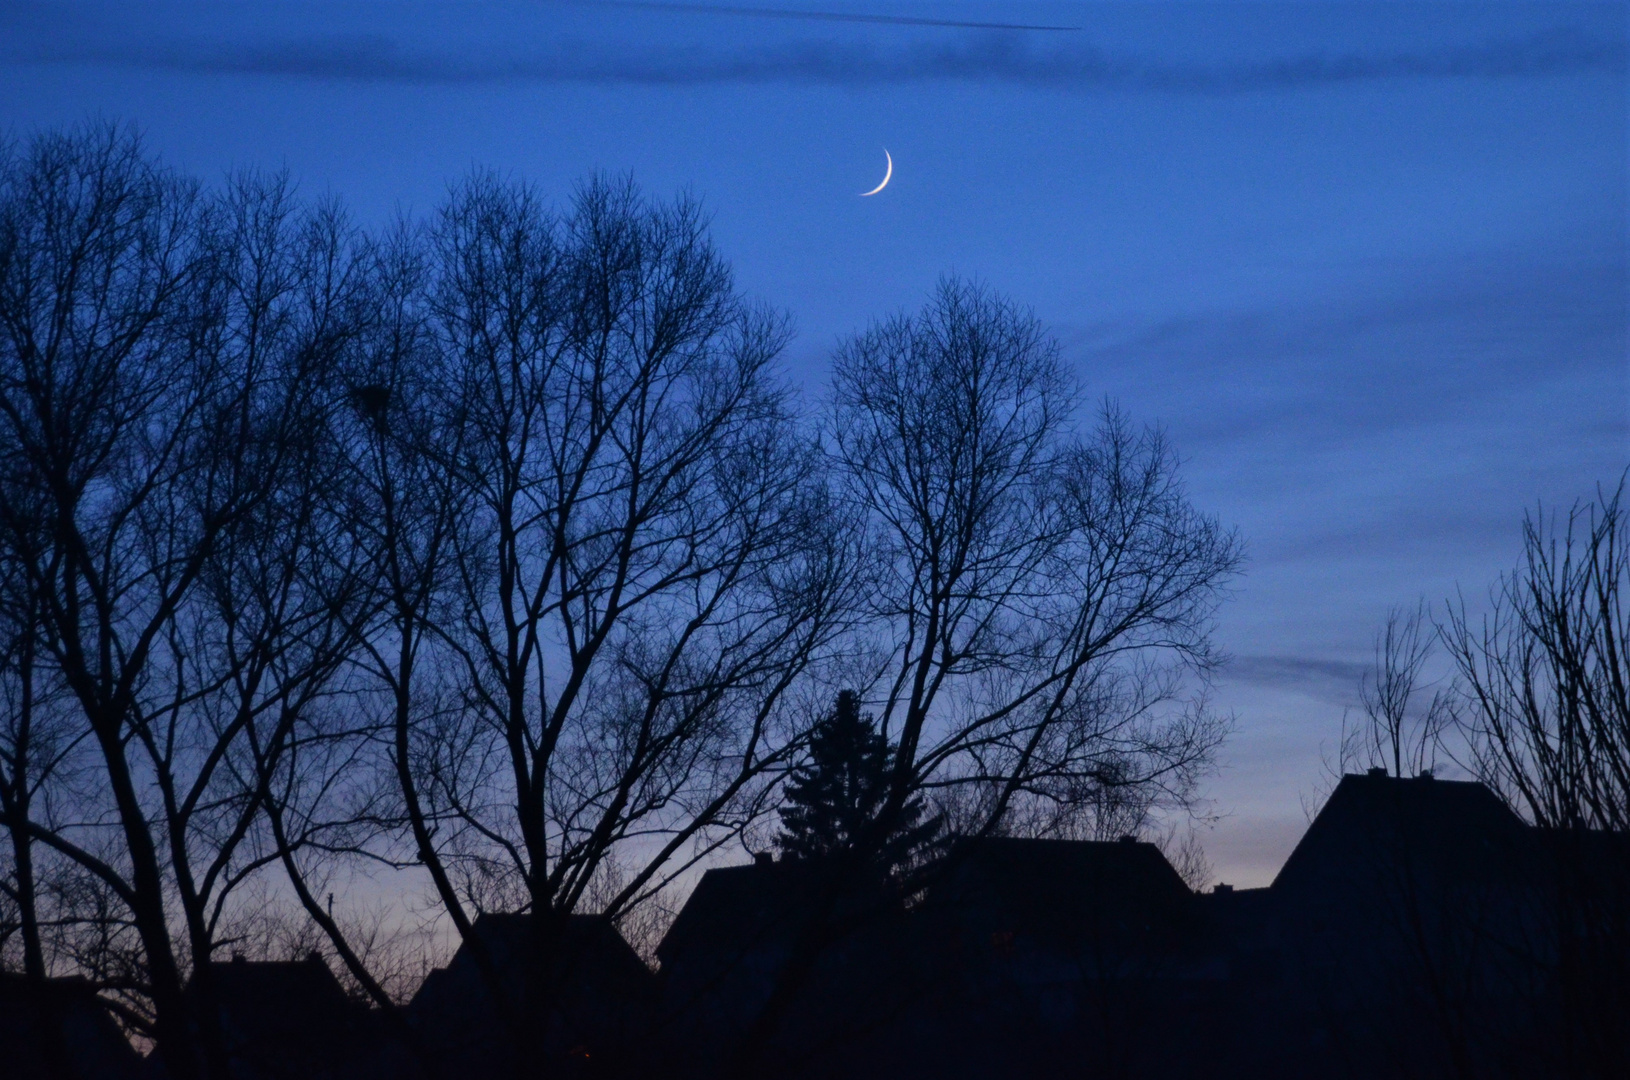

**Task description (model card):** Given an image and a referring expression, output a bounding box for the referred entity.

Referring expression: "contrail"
[570,1,1081,32]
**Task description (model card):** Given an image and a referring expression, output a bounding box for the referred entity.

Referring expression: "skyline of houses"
[10,769,1626,1079]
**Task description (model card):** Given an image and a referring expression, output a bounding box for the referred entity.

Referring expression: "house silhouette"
[1206,771,1557,1078]
[641,770,1625,1079]
[18,771,1619,1079]
[408,911,656,1078]
[189,952,413,1080]
[1,973,144,1080]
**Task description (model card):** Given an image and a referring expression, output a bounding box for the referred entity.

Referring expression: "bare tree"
[1443,479,1630,831]
[828,278,1240,849]
[362,172,859,1074]
[0,504,113,1080]
[240,215,482,1038]
[0,126,371,1080]
[1346,601,1450,779]
[718,278,1242,1075]
[0,124,219,1078]
[0,540,52,983]
[1440,478,1630,1077]
[0,131,1248,1080]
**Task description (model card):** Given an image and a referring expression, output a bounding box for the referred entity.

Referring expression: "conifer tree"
[776,691,939,870]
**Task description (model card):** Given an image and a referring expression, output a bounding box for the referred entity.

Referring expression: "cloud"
[577,1,1083,33]
[1062,241,1628,582]
[1223,655,1368,702]
[1225,654,1362,687]
[7,27,1624,91]
[1069,245,1627,458]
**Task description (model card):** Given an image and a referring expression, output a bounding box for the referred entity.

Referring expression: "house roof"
[928,836,1194,943]
[451,911,648,969]
[656,859,824,968]
[205,952,352,1002]
[409,911,653,1014]
[195,954,362,1042]
[185,954,418,1080]
[1271,771,1534,898]
[407,911,655,1072]
[0,974,143,1080]
[661,838,1199,967]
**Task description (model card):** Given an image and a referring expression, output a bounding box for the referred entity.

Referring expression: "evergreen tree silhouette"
[776,691,939,871]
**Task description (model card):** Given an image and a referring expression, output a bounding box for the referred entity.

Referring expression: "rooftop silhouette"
[11,769,1626,1078]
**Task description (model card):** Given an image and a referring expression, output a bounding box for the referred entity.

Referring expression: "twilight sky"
[3,0,1624,886]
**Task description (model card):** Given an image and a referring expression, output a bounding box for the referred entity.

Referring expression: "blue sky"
[3,0,1624,884]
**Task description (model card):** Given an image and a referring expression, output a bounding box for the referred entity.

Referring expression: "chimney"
[1367,767,1388,778]
[1213,883,1234,894]
[1118,835,1137,844]
[753,851,774,867]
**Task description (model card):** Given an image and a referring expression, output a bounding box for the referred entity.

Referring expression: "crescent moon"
[859,149,893,197]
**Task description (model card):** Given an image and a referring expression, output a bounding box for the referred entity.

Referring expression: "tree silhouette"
[776,691,938,871]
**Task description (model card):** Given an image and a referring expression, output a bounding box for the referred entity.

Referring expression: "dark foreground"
[8,772,1628,1080]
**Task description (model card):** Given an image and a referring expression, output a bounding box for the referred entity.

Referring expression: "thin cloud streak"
[10,29,1624,91]
[1070,249,1626,457]
[1225,655,1368,705]
[572,1,1081,32]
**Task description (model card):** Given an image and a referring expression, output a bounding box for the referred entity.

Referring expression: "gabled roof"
[0,974,143,1080]
[201,954,356,1032]
[656,860,824,968]
[930,836,1194,943]
[408,911,655,1074]
[409,911,653,1014]
[660,839,1198,966]
[450,911,650,976]
[189,955,400,1080]
[1272,771,1533,898]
